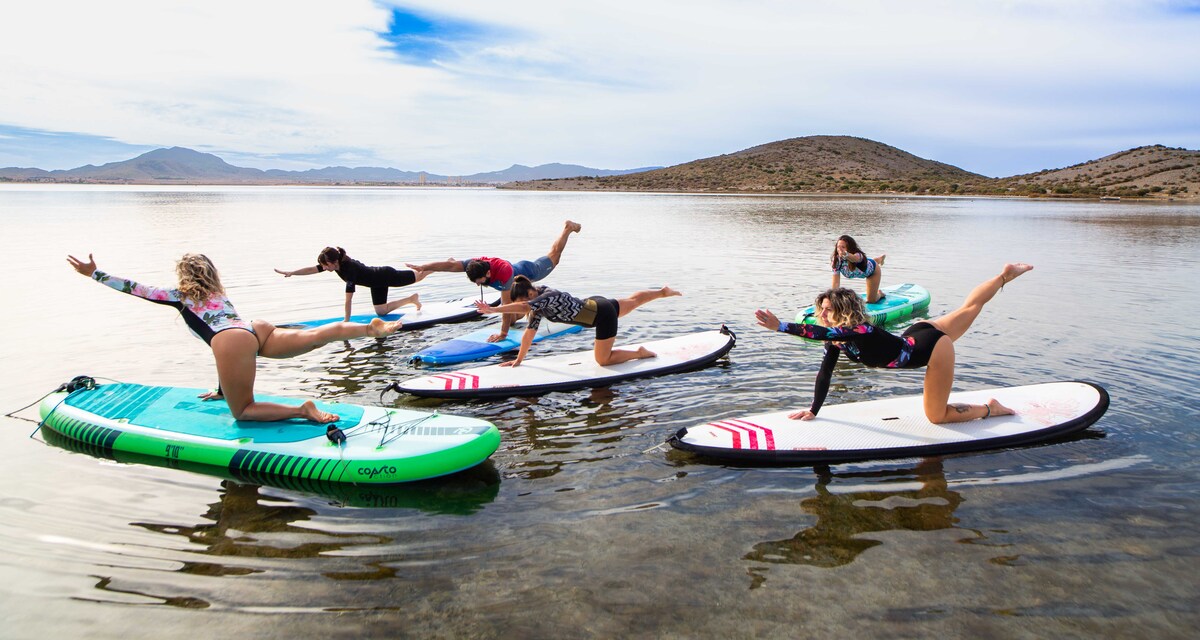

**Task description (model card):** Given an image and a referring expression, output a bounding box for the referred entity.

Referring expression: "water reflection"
[744,459,962,579]
[79,575,213,609]
[133,481,384,559]
[42,427,501,512]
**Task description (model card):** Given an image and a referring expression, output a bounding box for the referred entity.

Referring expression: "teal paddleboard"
[39,382,501,484]
[795,283,930,331]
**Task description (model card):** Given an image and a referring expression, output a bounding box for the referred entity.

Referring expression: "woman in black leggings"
[276,247,427,321]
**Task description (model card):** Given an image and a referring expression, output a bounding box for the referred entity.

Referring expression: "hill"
[503,136,1200,200]
[996,145,1200,198]
[504,136,993,195]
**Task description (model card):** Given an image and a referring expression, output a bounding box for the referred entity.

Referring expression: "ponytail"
[318,246,347,266]
[511,275,536,300]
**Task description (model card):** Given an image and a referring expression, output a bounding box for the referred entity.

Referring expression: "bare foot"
[566,220,582,233]
[1001,263,1034,284]
[875,253,887,266]
[367,317,402,337]
[636,346,657,359]
[660,286,682,298]
[986,398,1015,418]
[299,400,339,423]
[407,293,422,311]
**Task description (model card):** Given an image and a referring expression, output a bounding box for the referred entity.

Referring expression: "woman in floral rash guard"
[67,253,401,423]
[754,263,1034,425]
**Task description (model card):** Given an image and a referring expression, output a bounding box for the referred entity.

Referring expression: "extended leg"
[546,220,583,266]
[614,286,682,317]
[256,318,400,359]
[927,263,1033,341]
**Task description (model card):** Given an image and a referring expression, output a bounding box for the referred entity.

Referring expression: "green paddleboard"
[39,382,501,485]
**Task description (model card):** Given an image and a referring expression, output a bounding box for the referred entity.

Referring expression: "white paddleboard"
[397,327,736,398]
[669,381,1108,464]
[284,296,494,331]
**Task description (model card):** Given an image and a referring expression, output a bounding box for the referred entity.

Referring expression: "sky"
[1,0,1198,177]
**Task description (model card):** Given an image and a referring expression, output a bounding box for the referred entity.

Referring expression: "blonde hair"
[814,288,868,327]
[176,253,225,301]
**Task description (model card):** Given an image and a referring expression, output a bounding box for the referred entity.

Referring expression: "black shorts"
[900,321,946,369]
[367,268,417,306]
[588,296,620,341]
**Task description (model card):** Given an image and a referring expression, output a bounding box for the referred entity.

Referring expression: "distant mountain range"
[0,147,661,185]
[4,138,1197,200]
[504,136,1200,200]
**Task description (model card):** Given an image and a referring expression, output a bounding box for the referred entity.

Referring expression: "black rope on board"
[379,381,404,404]
[5,375,100,439]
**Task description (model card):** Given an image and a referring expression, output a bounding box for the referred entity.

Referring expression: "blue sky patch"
[0,124,156,170]
[379,7,494,64]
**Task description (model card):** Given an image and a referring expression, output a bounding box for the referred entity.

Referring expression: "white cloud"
[1,0,1197,176]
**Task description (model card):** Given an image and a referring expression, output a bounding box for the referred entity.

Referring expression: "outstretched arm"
[67,253,96,277]
[756,308,869,342]
[343,291,354,322]
[406,258,465,272]
[275,265,321,277]
[68,253,179,303]
[831,272,841,289]
[474,298,531,316]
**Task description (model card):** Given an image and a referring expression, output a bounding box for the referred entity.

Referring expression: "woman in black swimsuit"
[276,247,427,321]
[755,263,1034,424]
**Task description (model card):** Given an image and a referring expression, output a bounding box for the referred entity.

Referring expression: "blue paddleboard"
[410,320,584,366]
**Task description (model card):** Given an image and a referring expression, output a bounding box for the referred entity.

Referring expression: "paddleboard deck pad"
[797,283,930,330]
[39,381,501,484]
[410,318,584,366]
[284,296,496,331]
[669,381,1108,465]
[398,327,736,399]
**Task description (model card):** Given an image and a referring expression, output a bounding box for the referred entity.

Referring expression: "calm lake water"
[1,185,1198,637]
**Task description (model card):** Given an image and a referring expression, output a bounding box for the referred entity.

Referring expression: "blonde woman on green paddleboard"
[68,252,400,424]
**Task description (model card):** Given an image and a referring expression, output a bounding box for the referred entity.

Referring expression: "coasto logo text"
[358,465,397,479]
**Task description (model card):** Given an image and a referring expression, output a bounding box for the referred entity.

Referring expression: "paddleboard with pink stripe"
[397,327,736,399]
[668,381,1108,465]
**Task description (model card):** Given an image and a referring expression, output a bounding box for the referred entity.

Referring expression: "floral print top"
[831,254,878,279]
[91,270,252,345]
